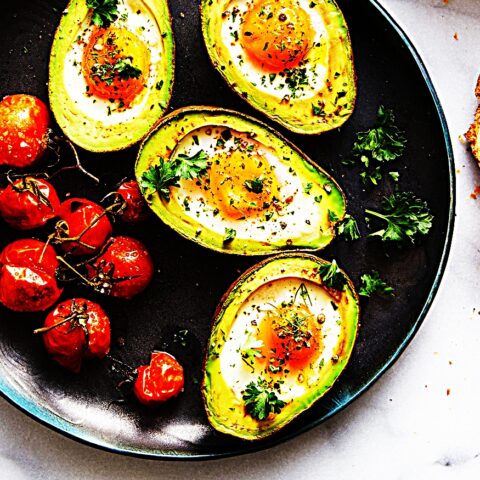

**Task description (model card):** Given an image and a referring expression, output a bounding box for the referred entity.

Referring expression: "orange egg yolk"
[82,27,149,106]
[208,149,279,220]
[259,303,320,371]
[241,0,314,72]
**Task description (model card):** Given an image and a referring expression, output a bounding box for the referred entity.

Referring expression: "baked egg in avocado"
[135,107,346,255]
[201,0,356,135]
[49,0,174,152]
[202,254,359,440]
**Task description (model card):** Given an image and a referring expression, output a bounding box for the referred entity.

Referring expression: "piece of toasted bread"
[466,75,480,162]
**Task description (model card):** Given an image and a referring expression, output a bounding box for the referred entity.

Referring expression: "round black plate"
[0,0,454,459]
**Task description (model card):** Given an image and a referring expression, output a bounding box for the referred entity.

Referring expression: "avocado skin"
[48,0,175,152]
[200,0,356,135]
[202,253,360,440]
[135,106,347,255]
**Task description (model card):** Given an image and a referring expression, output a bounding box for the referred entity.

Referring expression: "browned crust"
[466,75,480,164]
[466,106,480,163]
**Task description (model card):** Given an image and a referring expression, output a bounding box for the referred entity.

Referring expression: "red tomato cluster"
[0,94,184,404]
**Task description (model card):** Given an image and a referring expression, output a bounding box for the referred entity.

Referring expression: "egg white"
[218,277,342,402]
[220,0,327,101]
[62,0,163,125]
[170,126,322,245]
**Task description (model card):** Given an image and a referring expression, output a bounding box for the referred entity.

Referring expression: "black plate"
[0,0,454,459]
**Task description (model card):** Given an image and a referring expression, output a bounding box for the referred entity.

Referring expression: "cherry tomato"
[133,351,184,406]
[0,94,50,168]
[39,298,110,373]
[0,177,60,230]
[0,239,62,312]
[0,238,58,276]
[56,198,112,256]
[86,236,154,299]
[117,180,149,223]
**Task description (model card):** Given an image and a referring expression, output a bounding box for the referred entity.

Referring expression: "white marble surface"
[1,0,480,478]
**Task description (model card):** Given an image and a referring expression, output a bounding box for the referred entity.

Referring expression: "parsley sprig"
[336,214,360,241]
[242,378,286,421]
[352,106,406,163]
[87,0,119,28]
[140,150,208,201]
[319,260,347,291]
[365,192,433,245]
[359,271,394,297]
[140,158,179,201]
[347,106,406,186]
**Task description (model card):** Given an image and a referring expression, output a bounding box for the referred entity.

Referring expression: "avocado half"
[48,0,174,152]
[135,106,347,255]
[200,0,356,135]
[202,253,360,440]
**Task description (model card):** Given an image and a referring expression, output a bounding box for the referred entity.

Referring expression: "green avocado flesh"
[135,107,346,255]
[201,0,356,135]
[202,254,359,440]
[48,0,174,152]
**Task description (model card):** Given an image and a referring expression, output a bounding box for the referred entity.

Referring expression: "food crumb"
[470,185,480,199]
[446,388,451,396]
[443,0,449,4]
[453,32,459,41]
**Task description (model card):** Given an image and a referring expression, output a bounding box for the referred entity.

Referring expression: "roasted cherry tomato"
[37,298,110,373]
[0,238,58,276]
[133,351,184,406]
[117,180,149,223]
[86,236,154,299]
[0,94,50,168]
[0,239,62,312]
[56,198,112,256]
[0,177,60,230]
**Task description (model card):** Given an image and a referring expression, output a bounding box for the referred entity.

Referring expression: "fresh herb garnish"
[365,192,433,245]
[348,106,406,186]
[284,67,309,98]
[244,177,264,193]
[312,102,325,117]
[91,57,141,85]
[294,282,312,306]
[328,209,339,222]
[173,150,208,181]
[140,150,208,201]
[139,158,179,201]
[242,378,286,421]
[303,182,313,195]
[352,106,406,163]
[224,228,236,243]
[336,214,360,241]
[319,260,347,291]
[113,58,142,80]
[87,0,119,28]
[360,166,382,186]
[389,171,400,182]
[359,271,394,297]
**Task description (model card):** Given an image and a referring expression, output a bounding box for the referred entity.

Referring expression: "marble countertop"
[1,0,480,478]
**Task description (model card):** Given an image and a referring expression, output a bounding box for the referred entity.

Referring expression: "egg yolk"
[82,27,149,106]
[259,303,320,371]
[208,149,279,220]
[241,0,314,72]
